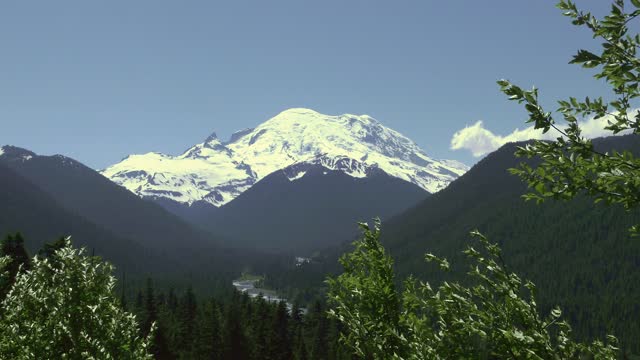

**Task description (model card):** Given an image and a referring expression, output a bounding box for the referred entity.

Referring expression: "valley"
[2,120,639,357]
[2,1,640,358]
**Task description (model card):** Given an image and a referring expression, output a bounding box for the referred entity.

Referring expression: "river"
[232,279,303,313]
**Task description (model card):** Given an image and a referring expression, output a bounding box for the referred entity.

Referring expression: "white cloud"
[450,113,633,157]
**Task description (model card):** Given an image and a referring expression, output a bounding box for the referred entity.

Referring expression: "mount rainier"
[101,108,469,207]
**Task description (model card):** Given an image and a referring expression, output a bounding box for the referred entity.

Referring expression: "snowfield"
[101,108,469,207]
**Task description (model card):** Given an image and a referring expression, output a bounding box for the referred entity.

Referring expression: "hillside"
[0,161,150,273]
[0,146,286,283]
[379,134,640,351]
[280,134,640,352]
[0,146,218,254]
[201,162,429,252]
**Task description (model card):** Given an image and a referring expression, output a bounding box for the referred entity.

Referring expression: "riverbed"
[232,279,304,313]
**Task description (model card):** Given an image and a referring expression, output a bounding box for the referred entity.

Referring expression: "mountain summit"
[101,108,468,207]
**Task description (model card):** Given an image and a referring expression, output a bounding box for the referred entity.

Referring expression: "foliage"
[326,220,406,358]
[0,238,153,359]
[129,280,352,360]
[0,233,31,302]
[328,220,618,359]
[499,0,640,234]
[0,256,11,301]
[359,138,640,353]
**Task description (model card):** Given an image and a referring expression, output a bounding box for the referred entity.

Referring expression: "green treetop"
[0,238,153,359]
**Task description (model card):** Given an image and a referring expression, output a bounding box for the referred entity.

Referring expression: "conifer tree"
[293,328,308,360]
[308,301,329,360]
[37,236,66,259]
[135,289,144,318]
[222,294,250,360]
[250,295,271,359]
[193,299,223,359]
[175,286,198,358]
[120,271,127,311]
[143,277,157,337]
[0,233,30,301]
[267,301,292,360]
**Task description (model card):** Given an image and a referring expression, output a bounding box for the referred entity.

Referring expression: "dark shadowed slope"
[0,161,152,273]
[0,146,219,254]
[379,134,640,351]
[0,146,297,287]
[195,163,429,253]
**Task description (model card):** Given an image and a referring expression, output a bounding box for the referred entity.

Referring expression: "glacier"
[101,108,469,207]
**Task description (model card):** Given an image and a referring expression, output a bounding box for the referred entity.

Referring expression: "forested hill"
[273,134,640,352]
[379,134,640,351]
[0,146,219,253]
[197,164,429,253]
[0,147,292,287]
[0,161,150,274]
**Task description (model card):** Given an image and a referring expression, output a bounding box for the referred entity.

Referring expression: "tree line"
[0,233,354,359]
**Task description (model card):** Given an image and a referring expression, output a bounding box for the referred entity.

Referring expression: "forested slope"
[380,135,640,351]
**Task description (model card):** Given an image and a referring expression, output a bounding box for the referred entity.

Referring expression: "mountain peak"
[276,108,320,116]
[224,128,254,145]
[102,110,468,207]
[272,108,374,122]
[0,145,36,161]
[204,132,218,143]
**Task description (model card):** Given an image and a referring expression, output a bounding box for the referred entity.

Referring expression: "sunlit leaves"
[327,224,617,359]
[499,1,640,236]
[326,219,407,359]
[0,238,153,359]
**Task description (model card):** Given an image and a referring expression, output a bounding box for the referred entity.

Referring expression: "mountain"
[0,145,300,292]
[0,146,219,254]
[101,108,468,208]
[0,160,147,273]
[200,161,429,252]
[272,134,640,351]
[99,108,468,252]
[344,134,640,351]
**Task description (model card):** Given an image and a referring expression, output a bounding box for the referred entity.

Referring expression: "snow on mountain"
[226,108,467,190]
[101,135,255,206]
[0,145,37,162]
[101,108,469,207]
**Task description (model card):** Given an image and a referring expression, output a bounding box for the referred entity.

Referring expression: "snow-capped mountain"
[101,108,469,207]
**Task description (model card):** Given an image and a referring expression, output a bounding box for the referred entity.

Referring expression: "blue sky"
[0,0,613,169]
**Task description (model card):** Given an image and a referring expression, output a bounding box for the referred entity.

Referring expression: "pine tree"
[167,287,178,313]
[193,299,223,359]
[289,301,306,360]
[293,328,308,360]
[308,300,328,360]
[0,233,31,301]
[37,236,66,259]
[152,326,173,360]
[120,271,127,311]
[143,277,157,337]
[250,296,270,359]
[267,300,292,360]
[175,286,198,358]
[135,289,144,318]
[222,293,250,360]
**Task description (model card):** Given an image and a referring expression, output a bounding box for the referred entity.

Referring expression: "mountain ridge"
[101,108,468,207]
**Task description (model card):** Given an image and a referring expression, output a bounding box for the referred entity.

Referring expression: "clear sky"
[0,0,613,169]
